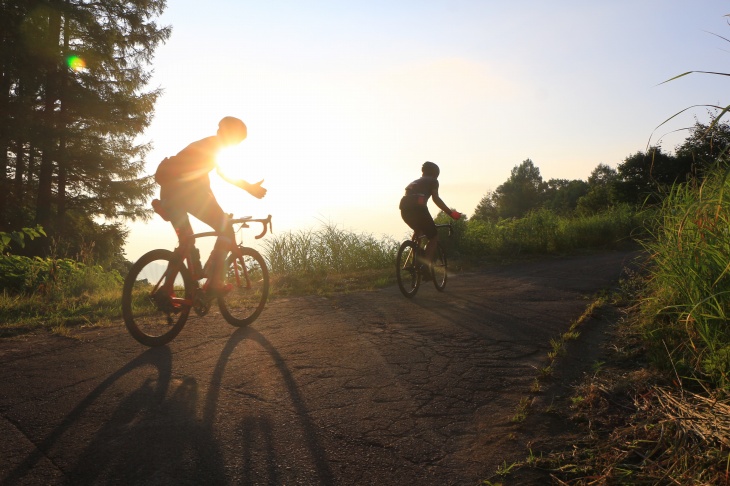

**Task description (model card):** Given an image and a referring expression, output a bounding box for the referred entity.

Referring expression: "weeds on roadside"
[641,165,730,389]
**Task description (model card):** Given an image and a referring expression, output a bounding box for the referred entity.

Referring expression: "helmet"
[422,161,440,177]
[218,116,247,143]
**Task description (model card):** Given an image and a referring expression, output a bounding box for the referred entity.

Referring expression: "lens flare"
[67,56,86,72]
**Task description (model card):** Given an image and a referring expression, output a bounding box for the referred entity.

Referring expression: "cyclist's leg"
[186,190,235,289]
[401,209,426,243]
[159,185,195,291]
[424,232,439,262]
[405,208,437,263]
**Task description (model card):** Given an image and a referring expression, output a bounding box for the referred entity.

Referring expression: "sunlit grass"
[641,165,730,388]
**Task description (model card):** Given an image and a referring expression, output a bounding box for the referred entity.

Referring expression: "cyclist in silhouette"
[153,116,266,292]
[399,161,461,278]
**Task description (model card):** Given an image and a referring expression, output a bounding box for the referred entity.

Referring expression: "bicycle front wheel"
[432,243,448,291]
[121,249,194,347]
[396,240,420,298]
[219,246,270,327]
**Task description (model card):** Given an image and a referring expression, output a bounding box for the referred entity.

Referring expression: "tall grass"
[262,223,399,294]
[641,166,730,388]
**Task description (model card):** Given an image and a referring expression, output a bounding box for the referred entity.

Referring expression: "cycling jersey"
[399,176,439,239]
[399,176,439,210]
[154,136,222,186]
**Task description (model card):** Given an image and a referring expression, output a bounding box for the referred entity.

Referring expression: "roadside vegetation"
[484,36,730,486]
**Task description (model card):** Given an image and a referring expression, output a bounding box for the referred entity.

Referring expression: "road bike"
[395,223,451,298]
[121,199,272,346]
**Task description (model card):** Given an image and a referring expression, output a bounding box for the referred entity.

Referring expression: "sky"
[123,0,730,261]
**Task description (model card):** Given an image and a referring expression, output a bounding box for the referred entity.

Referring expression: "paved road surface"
[0,251,640,485]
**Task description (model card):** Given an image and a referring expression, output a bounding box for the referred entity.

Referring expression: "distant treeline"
[470,120,730,224]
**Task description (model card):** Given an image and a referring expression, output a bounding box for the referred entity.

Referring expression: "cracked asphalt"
[0,250,640,485]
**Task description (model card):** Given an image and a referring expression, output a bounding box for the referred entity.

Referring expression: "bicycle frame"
[412,222,453,250]
[157,215,273,304]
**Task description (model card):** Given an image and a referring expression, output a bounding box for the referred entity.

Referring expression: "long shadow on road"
[204,327,335,485]
[3,326,335,485]
[4,347,178,484]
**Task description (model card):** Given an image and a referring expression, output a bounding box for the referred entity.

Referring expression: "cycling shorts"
[400,206,437,239]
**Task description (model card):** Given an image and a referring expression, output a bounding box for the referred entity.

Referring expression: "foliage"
[492,159,546,219]
[0,226,46,253]
[675,118,730,172]
[641,164,730,387]
[50,210,130,272]
[456,205,642,259]
[576,164,618,215]
[0,0,170,262]
[472,120,730,224]
[615,146,692,206]
[0,254,121,297]
[471,190,499,223]
[543,178,589,215]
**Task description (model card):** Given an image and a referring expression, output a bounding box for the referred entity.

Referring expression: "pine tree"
[0,0,170,262]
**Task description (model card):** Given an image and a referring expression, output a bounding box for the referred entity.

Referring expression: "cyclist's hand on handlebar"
[245,179,267,199]
[450,210,462,220]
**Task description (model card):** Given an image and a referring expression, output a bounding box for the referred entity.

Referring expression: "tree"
[471,190,499,222]
[493,159,546,219]
[543,178,589,214]
[0,0,170,262]
[577,164,618,214]
[675,119,730,174]
[615,146,688,205]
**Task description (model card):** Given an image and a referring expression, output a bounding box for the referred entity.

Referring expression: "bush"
[0,255,122,299]
[457,205,643,258]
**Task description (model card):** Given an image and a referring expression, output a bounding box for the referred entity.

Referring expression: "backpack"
[154,157,175,185]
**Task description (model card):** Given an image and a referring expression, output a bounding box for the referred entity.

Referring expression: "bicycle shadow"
[4,326,334,485]
[203,326,335,485]
[0,328,334,485]
[2,347,195,485]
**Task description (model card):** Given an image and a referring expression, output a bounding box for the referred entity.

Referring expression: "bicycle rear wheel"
[396,240,420,298]
[432,243,448,291]
[122,249,194,346]
[218,246,270,327]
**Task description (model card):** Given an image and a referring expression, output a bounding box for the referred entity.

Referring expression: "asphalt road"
[0,250,640,485]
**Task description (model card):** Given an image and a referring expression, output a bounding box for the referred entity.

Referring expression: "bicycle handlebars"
[230,214,273,240]
[435,222,453,237]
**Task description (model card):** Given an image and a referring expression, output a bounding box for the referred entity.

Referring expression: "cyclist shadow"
[67,360,227,484]
[203,326,335,485]
[4,328,334,485]
[2,347,225,485]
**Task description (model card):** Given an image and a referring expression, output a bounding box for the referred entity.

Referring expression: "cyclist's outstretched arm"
[431,188,461,220]
[216,167,267,199]
[431,187,452,214]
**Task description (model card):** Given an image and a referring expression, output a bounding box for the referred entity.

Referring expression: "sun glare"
[67,55,86,72]
[216,145,241,178]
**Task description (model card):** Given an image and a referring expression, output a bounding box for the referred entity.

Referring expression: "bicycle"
[395,223,451,298]
[121,199,272,346]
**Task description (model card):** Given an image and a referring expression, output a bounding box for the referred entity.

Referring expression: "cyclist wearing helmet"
[399,161,461,277]
[153,116,266,291]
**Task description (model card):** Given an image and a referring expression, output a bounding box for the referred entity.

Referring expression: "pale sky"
[124,1,730,261]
